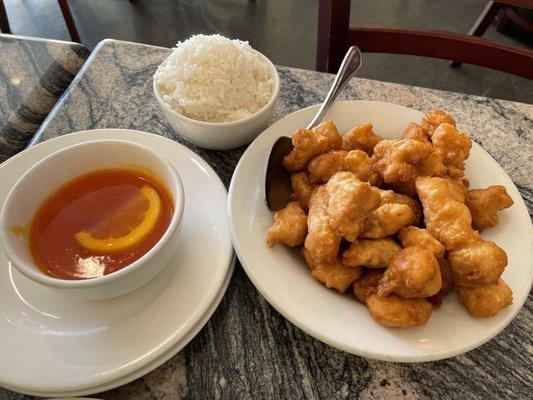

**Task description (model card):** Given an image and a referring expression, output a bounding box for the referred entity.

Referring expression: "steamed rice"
[154,34,274,123]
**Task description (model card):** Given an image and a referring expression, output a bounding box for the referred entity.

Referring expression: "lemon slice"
[75,185,161,252]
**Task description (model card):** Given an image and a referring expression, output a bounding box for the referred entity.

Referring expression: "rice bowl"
[154,34,275,123]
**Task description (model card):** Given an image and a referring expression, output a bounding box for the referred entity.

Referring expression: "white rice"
[154,34,274,123]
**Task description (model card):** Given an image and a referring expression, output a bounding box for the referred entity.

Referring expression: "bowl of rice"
[153,34,280,150]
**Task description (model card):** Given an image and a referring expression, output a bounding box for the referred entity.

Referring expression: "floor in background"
[3,0,532,103]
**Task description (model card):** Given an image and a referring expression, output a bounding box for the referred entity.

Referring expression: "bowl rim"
[153,49,280,127]
[0,139,185,289]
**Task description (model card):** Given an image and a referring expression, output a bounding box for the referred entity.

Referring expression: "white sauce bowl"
[0,139,184,299]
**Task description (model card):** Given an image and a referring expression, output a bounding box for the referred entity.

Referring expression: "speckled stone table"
[2,39,533,399]
[0,34,88,161]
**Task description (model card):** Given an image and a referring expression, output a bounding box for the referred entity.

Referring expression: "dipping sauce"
[29,167,174,280]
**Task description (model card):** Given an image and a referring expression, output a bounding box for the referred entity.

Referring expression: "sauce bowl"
[0,139,184,299]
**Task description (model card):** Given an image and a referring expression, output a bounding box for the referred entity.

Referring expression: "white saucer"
[28,255,235,398]
[228,100,533,362]
[0,130,234,395]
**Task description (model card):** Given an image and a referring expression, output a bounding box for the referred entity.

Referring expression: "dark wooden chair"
[0,0,80,42]
[451,1,533,67]
[316,0,533,79]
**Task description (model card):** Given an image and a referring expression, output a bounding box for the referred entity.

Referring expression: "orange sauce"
[29,168,174,280]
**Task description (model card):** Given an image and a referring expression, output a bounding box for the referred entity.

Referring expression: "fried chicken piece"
[377,189,422,226]
[353,270,383,304]
[266,202,308,247]
[290,172,317,210]
[422,109,456,134]
[373,139,432,183]
[307,150,347,183]
[342,123,383,154]
[398,227,445,258]
[456,279,513,317]
[326,172,381,242]
[437,257,455,295]
[303,248,363,293]
[343,150,382,186]
[373,139,446,197]
[415,177,479,250]
[432,123,472,178]
[283,120,342,172]
[378,247,442,298]
[312,261,363,293]
[307,149,381,185]
[367,294,432,327]
[448,240,507,287]
[360,204,414,239]
[342,238,402,268]
[465,186,514,230]
[304,186,341,264]
[402,122,430,143]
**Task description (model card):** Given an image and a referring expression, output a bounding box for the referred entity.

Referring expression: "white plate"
[0,130,234,394]
[228,100,533,362]
[28,255,235,398]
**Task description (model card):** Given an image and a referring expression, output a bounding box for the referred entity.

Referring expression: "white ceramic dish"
[153,51,280,151]
[0,130,234,395]
[0,140,184,300]
[14,256,235,398]
[228,100,533,362]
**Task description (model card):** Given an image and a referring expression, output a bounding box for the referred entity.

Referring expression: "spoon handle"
[307,46,362,130]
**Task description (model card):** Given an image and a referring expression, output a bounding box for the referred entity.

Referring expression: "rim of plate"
[0,129,234,392]
[228,100,533,362]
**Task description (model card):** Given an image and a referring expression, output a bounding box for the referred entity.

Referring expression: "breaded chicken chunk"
[283,120,342,172]
[266,202,308,247]
[304,186,341,264]
[373,139,446,196]
[378,247,442,298]
[342,238,402,268]
[342,123,383,154]
[307,150,347,183]
[465,185,514,230]
[422,109,456,134]
[367,294,432,327]
[432,123,472,178]
[343,150,382,186]
[361,203,414,239]
[303,249,363,293]
[398,226,445,258]
[456,279,512,317]
[415,177,479,250]
[448,240,507,287]
[311,261,363,293]
[402,122,430,143]
[307,149,381,185]
[377,189,422,226]
[326,172,381,242]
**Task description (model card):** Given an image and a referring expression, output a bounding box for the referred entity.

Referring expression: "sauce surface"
[29,168,174,280]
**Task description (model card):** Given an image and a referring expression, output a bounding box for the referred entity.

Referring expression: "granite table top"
[2,39,532,399]
[0,34,89,162]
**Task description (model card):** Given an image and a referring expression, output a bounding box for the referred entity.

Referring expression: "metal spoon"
[264,46,363,211]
